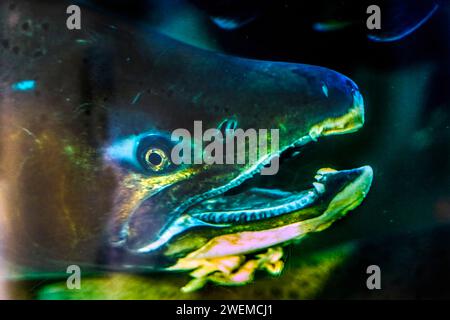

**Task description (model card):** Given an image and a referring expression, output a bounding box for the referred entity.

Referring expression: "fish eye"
[143,148,169,172]
[136,134,177,174]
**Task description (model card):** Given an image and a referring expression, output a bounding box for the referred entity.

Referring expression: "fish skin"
[0,0,363,273]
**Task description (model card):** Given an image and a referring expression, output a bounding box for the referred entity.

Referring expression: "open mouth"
[186,167,369,225]
[183,89,371,227]
[131,90,373,254]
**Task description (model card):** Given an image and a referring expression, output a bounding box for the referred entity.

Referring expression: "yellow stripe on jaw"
[309,103,365,141]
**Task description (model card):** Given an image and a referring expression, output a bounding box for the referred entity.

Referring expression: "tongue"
[187,187,319,224]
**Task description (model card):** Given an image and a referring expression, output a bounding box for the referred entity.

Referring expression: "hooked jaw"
[117,86,372,259]
[171,166,373,261]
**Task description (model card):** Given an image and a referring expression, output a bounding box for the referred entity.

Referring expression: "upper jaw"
[123,88,367,254]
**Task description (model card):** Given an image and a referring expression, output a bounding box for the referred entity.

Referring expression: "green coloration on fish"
[37,243,355,300]
[0,0,372,293]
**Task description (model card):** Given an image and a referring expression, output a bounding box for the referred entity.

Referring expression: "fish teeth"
[315,167,337,182]
[313,182,326,194]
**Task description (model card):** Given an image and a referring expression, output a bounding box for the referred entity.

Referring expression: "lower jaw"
[171,165,373,260]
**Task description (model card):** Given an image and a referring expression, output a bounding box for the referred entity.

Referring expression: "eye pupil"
[135,134,178,174]
[147,152,162,166]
